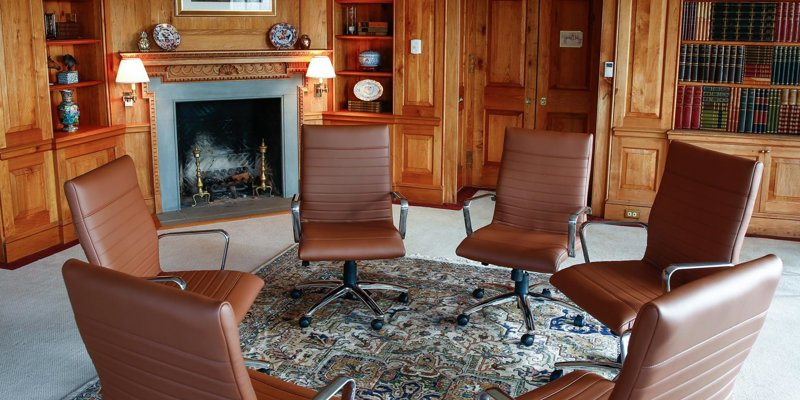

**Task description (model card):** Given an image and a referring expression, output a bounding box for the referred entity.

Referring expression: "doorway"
[459,0,603,189]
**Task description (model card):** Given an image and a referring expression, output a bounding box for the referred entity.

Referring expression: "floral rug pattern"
[72,247,616,399]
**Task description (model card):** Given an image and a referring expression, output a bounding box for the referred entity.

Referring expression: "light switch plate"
[410,39,422,54]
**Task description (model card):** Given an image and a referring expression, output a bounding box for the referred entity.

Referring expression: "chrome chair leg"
[352,286,386,317]
[359,282,409,294]
[517,294,536,332]
[295,280,342,290]
[460,292,517,315]
[304,286,350,318]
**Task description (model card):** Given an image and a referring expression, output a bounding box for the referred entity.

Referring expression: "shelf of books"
[675,0,800,135]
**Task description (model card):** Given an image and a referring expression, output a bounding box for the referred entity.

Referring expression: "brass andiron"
[191,146,211,206]
[253,139,272,197]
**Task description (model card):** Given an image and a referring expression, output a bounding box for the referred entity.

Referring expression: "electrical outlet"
[624,209,640,219]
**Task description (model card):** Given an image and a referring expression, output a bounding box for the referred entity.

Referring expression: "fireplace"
[149,76,301,212]
[176,98,282,206]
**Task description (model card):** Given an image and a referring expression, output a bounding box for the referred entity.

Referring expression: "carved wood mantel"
[119,50,332,83]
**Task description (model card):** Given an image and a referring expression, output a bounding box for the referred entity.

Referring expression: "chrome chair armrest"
[243,358,271,372]
[291,193,301,243]
[567,206,592,258]
[463,192,496,236]
[147,276,187,290]
[158,229,230,270]
[662,262,733,293]
[312,376,356,400]
[391,191,409,239]
[478,388,515,400]
[579,220,648,263]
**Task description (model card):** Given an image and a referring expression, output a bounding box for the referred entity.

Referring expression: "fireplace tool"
[192,146,211,206]
[253,139,272,197]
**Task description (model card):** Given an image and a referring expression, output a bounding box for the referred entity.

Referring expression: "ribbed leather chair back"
[492,128,593,234]
[611,255,782,400]
[64,156,161,277]
[300,125,393,223]
[643,141,762,282]
[63,259,257,400]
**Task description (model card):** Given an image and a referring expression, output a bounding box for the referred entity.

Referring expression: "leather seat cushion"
[518,371,613,400]
[550,260,663,335]
[249,369,323,400]
[163,270,265,323]
[456,222,569,273]
[299,220,405,261]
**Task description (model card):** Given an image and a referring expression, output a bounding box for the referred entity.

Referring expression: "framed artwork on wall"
[177,0,276,16]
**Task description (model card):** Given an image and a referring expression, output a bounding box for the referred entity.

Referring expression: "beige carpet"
[0,202,797,399]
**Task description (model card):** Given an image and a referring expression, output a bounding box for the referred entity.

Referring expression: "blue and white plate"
[153,23,181,51]
[353,79,384,102]
[268,23,298,49]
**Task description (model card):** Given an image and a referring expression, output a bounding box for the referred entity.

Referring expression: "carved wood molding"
[120,50,331,83]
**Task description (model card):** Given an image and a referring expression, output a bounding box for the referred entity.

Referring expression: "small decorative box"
[56,71,79,84]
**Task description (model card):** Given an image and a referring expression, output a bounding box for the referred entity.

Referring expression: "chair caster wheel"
[370,319,384,330]
[481,262,489,266]
[301,261,310,266]
[290,289,302,299]
[573,315,586,327]
[457,314,470,326]
[299,316,312,328]
[398,292,409,303]
[520,334,534,347]
[344,292,357,300]
[542,288,552,296]
[549,370,563,381]
[472,288,485,299]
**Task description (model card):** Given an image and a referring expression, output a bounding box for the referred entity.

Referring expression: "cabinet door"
[392,123,442,203]
[762,147,800,215]
[607,135,668,206]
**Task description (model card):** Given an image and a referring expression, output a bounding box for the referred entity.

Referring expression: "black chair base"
[292,260,409,330]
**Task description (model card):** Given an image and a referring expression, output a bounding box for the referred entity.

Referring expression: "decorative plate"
[268,23,298,49]
[353,79,384,102]
[153,23,181,51]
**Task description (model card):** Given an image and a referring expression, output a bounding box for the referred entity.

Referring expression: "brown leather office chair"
[290,124,409,331]
[455,128,594,346]
[64,155,264,323]
[62,259,355,400]
[480,254,783,400]
[550,140,763,368]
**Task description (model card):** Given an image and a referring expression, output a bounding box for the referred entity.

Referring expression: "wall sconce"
[115,58,150,107]
[305,56,336,97]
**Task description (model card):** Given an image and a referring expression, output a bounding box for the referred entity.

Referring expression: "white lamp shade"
[306,56,336,79]
[116,58,150,84]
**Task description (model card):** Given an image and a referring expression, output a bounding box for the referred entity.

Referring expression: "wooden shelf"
[337,70,393,77]
[46,39,101,46]
[53,125,124,143]
[677,81,800,90]
[681,40,800,47]
[335,0,393,3]
[335,35,393,41]
[49,80,103,91]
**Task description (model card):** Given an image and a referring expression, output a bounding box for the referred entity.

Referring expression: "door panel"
[535,0,601,133]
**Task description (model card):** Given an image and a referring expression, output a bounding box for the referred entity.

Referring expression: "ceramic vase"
[359,50,381,70]
[58,89,80,132]
[298,34,311,50]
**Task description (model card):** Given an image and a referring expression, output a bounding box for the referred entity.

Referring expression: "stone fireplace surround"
[126,50,330,213]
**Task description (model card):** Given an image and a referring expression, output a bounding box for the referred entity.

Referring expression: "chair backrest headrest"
[612,255,782,400]
[62,259,256,400]
[644,141,762,279]
[493,128,593,234]
[300,124,393,223]
[64,155,161,277]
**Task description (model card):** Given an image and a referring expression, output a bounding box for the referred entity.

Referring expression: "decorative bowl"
[358,50,381,69]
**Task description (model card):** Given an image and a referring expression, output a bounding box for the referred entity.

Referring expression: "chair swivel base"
[456,269,586,346]
[291,260,409,330]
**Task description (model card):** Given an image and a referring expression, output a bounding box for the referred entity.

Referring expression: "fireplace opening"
[176,98,282,208]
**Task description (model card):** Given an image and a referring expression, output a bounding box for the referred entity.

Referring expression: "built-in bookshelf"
[675,1,800,134]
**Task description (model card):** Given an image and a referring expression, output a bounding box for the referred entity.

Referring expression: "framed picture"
[177,0,276,16]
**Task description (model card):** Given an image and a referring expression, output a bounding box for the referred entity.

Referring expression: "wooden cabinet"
[669,131,800,238]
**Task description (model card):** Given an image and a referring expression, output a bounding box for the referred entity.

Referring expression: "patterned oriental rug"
[72,247,617,399]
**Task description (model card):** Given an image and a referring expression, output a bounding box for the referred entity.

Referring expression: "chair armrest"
[291,193,301,243]
[312,376,356,400]
[478,388,514,400]
[391,191,409,239]
[567,206,592,258]
[463,192,496,236]
[662,262,733,293]
[158,229,230,270]
[243,358,271,372]
[147,276,187,290]
[579,220,648,263]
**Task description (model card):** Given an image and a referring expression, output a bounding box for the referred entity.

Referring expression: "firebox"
[175,98,282,207]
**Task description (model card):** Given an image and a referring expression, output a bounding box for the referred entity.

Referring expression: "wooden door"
[534,0,602,133]
[462,0,536,187]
